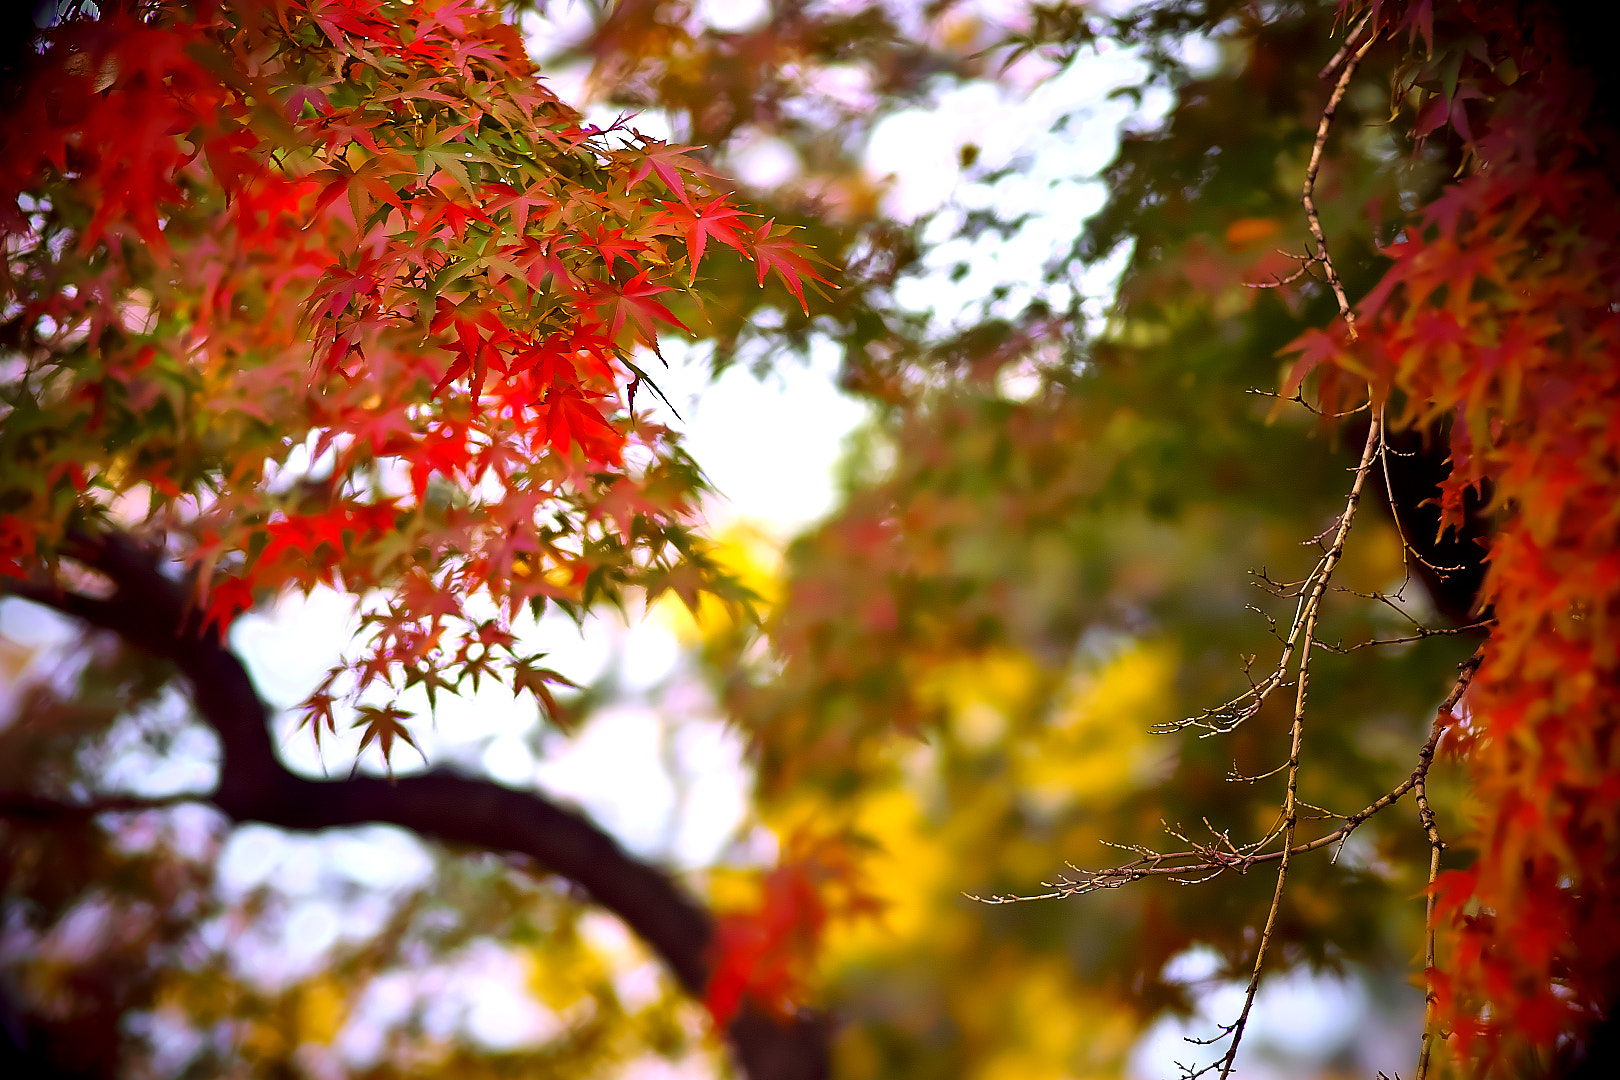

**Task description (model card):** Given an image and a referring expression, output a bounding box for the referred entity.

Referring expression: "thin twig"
[1246,387,1371,419]
[1378,411,1473,577]
[1246,256,1318,290]
[1161,559,1320,734]
[970,652,1481,906]
[1229,759,1290,784]
[1304,29,1377,340]
[1414,770,1445,1080]
[1166,473,1388,737]
[1313,618,1494,653]
[1319,11,1374,80]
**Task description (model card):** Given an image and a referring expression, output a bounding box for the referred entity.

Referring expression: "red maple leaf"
[622,140,720,206]
[588,271,691,349]
[295,671,344,758]
[750,220,834,315]
[0,515,33,579]
[201,575,256,637]
[1276,325,1348,404]
[659,196,752,283]
[481,182,558,238]
[501,235,581,297]
[406,422,476,501]
[577,224,649,273]
[542,384,624,464]
[702,830,883,1028]
[351,702,426,776]
[510,655,578,728]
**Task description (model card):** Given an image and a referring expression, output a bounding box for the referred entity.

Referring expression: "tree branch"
[0,792,209,821]
[2,533,828,1080]
[970,651,1481,903]
[1192,413,1380,1079]
[1304,23,1378,340]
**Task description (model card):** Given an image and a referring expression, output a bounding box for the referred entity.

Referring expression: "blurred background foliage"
[1,1,1494,1077]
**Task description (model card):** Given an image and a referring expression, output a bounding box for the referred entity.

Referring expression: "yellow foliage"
[296,975,347,1045]
[823,788,949,957]
[705,864,768,915]
[957,957,1138,1080]
[740,770,951,966]
[526,937,601,1012]
[238,1022,285,1063]
[913,649,1042,746]
[744,640,1179,1074]
[1015,640,1178,813]
[654,520,782,643]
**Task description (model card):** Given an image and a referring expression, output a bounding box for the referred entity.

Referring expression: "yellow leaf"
[296,976,347,1045]
[1015,640,1178,813]
[653,520,781,643]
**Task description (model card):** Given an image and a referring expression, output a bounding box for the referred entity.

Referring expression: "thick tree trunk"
[5,532,829,1080]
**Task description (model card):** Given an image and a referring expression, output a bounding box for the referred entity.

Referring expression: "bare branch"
[1211,412,1381,1077]
[1247,386,1371,419]
[1409,656,1478,1080]
[969,652,1480,895]
[1414,771,1445,1080]
[1304,27,1377,339]
[983,659,1482,1071]
[1240,18,1376,332]
[1314,618,1494,654]
[1318,11,1374,80]
[1245,254,1318,290]
[1161,429,1376,739]
[1228,759,1290,784]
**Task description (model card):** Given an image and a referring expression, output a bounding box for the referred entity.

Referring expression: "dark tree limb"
[0,792,207,821]
[3,531,828,1080]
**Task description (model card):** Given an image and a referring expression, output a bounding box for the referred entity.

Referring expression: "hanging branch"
[1414,768,1446,1080]
[1377,414,1475,578]
[974,11,1509,1078]
[1246,15,1377,332]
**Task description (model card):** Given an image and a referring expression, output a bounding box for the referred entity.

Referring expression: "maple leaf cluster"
[0,0,828,763]
[1286,0,1620,1055]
